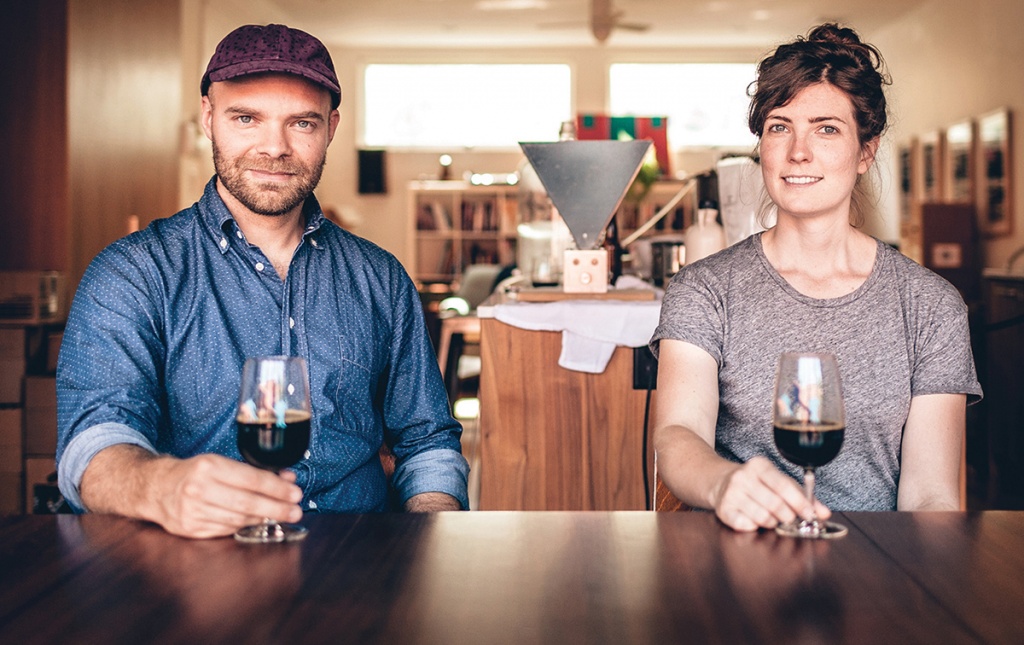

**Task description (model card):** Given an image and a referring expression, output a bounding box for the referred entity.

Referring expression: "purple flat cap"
[201,24,341,108]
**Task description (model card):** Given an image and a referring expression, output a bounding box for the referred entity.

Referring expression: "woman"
[650,23,982,531]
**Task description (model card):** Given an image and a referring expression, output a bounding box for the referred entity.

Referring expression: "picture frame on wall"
[944,120,974,203]
[920,131,944,202]
[898,140,917,224]
[977,108,1013,237]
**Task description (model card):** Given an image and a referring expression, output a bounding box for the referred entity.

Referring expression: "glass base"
[775,519,848,539]
[234,521,308,544]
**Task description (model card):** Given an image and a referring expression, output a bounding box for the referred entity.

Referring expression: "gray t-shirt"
[651,233,982,511]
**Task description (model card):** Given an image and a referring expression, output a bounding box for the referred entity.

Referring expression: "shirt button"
[219,237,227,249]
[236,231,243,238]
[255,262,265,272]
[310,238,319,248]
[308,500,318,510]
[303,449,310,459]
[290,318,296,329]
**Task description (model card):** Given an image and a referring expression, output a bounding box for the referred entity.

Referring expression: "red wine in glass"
[772,352,848,539]
[234,356,311,544]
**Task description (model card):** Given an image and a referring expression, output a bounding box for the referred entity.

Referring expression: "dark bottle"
[602,215,624,286]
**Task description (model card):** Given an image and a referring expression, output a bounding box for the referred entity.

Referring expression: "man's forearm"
[80,444,167,520]
[404,491,462,512]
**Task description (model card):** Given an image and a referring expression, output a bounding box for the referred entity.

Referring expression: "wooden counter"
[478,310,655,510]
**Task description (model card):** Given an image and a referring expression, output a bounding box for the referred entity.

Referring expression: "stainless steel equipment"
[518,140,651,293]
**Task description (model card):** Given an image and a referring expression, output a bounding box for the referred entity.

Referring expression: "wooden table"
[2,511,1022,644]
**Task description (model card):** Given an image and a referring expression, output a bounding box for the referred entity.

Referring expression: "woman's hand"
[711,456,831,532]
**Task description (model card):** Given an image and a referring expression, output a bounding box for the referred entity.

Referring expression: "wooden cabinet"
[477,317,654,510]
[983,275,1024,508]
[408,180,518,284]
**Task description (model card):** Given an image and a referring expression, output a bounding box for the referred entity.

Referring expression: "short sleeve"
[650,263,727,365]
[910,286,983,404]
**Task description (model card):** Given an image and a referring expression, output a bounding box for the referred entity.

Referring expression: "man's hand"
[404,491,462,512]
[81,445,304,539]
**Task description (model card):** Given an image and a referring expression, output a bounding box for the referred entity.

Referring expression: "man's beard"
[212,140,326,216]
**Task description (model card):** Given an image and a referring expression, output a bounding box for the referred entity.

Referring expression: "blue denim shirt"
[56,178,469,512]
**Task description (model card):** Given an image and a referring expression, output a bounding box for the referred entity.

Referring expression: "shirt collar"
[198,177,327,253]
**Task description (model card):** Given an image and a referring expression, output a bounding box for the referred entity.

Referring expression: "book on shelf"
[437,239,457,276]
[462,201,498,232]
[430,201,452,231]
[416,204,436,230]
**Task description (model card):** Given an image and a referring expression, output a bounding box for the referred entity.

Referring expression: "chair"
[653,452,689,512]
[436,264,503,403]
[379,442,400,511]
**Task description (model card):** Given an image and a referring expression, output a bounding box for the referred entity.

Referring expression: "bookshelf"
[615,179,693,238]
[409,180,519,284]
[408,179,693,286]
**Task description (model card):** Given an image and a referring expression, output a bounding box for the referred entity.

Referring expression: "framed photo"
[977,108,1013,237]
[944,120,974,203]
[919,131,944,202]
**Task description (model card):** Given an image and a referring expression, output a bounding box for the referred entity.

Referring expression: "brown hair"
[748,24,892,226]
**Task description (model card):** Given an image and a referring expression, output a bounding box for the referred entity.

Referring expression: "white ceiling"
[244,0,927,49]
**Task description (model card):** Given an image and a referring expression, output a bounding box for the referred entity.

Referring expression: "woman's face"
[759,82,877,223]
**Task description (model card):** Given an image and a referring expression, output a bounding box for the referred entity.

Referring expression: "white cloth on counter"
[493,295,663,374]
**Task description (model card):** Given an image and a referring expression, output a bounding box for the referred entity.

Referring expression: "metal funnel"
[519,140,652,250]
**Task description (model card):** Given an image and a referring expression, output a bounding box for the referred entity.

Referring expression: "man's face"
[202,73,339,218]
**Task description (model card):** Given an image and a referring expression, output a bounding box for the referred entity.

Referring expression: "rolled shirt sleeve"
[392,449,470,510]
[57,422,157,512]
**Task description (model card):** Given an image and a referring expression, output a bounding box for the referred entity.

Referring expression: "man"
[56,24,469,539]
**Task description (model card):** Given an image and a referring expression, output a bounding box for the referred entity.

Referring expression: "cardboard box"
[0,327,24,359]
[0,358,25,404]
[0,471,22,514]
[0,408,23,472]
[24,376,57,455]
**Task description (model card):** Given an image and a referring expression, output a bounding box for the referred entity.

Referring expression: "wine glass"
[235,356,311,543]
[772,352,848,539]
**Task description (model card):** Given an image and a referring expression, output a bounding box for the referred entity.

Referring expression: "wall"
[0,1,68,272]
[67,0,183,287]
[874,0,1024,269]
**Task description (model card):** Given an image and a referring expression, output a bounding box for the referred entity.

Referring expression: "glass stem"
[803,467,817,521]
[261,518,283,540]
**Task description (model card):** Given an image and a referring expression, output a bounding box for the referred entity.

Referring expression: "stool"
[437,313,481,404]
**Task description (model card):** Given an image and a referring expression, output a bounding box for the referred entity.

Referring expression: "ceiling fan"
[537,0,651,44]
[589,0,650,43]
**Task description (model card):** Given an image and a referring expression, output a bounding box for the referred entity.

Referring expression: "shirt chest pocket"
[320,331,389,438]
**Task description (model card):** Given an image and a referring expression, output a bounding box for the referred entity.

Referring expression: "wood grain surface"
[478,319,654,510]
[2,511,1021,644]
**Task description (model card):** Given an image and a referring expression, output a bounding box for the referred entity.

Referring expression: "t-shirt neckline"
[751,232,886,308]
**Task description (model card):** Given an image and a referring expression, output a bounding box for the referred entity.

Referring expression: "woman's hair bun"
[806,23,862,47]
[804,22,883,71]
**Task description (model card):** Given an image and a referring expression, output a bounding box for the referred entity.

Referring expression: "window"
[363,64,572,148]
[609,64,758,149]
